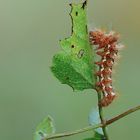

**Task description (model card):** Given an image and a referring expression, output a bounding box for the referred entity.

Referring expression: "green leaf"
[34,116,55,140]
[84,137,95,140]
[51,1,96,91]
[94,131,104,139]
[84,132,104,140]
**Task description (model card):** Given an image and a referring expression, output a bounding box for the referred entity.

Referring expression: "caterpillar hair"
[90,29,124,107]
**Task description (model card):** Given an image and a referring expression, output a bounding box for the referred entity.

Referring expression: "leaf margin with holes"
[51,1,96,91]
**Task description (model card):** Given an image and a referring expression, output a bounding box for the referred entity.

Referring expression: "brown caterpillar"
[89,29,124,107]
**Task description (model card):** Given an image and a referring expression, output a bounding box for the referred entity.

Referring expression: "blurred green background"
[0,0,140,140]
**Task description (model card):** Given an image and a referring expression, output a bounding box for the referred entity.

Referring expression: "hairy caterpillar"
[89,29,124,107]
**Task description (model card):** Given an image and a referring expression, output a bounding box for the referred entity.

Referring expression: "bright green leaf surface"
[51,1,96,91]
[34,116,55,140]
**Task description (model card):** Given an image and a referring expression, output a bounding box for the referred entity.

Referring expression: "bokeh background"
[0,0,140,140]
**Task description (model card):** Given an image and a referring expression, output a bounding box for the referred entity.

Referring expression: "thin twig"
[106,105,140,125]
[45,124,103,140]
[45,105,140,140]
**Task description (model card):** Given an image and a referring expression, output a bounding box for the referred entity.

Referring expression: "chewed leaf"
[51,1,96,91]
[34,116,55,140]
[89,108,104,135]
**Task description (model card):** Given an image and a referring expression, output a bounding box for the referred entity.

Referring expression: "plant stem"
[45,105,140,140]
[97,91,109,140]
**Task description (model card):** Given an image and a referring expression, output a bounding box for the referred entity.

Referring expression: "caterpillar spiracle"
[89,29,124,107]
